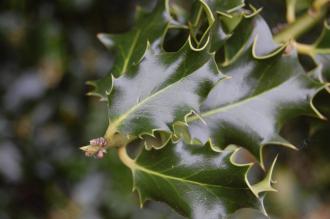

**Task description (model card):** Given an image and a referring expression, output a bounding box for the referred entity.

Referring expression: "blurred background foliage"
[0,0,329,218]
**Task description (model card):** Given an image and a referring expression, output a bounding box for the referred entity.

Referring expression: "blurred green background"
[0,0,329,218]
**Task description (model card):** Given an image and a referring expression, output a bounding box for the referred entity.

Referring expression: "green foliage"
[88,0,172,100]
[99,1,171,77]
[122,142,264,218]
[82,0,330,218]
[185,15,324,164]
[103,42,224,148]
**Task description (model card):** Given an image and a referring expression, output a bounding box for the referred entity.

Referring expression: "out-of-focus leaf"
[313,22,330,51]
[312,23,330,85]
[296,22,330,88]
[314,54,330,85]
[291,0,313,14]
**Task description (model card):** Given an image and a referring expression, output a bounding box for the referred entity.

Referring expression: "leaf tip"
[97,33,114,49]
[249,155,278,198]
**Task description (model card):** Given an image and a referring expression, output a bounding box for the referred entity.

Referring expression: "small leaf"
[188,0,216,51]
[86,74,112,101]
[187,0,245,51]
[313,22,330,51]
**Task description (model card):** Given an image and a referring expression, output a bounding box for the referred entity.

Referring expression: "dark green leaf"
[183,16,324,164]
[104,42,224,147]
[223,15,283,67]
[88,0,173,100]
[98,1,172,76]
[119,141,273,218]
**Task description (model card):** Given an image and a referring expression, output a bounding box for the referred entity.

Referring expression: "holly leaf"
[187,0,245,52]
[223,14,282,67]
[104,42,224,147]
[98,1,172,77]
[87,0,173,100]
[86,0,247,101]
[182,16,325,164]
[118,141,275,218]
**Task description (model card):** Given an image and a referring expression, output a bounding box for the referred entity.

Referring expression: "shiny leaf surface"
[119,141,266,219]
[82,1,329,217]
[184,16,324,163]
[88,0,172,100]
[104,42,224,147]
[98,1,171,77]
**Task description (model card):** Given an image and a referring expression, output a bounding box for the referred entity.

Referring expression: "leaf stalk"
[274,1,328,43]
[118,146,135,169]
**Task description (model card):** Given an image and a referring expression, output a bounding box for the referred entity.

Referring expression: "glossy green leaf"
[187,0,216,51]
[119,141,270,219]
[104,42,224,147]
[98,1,172,76]
[86,74,113,101]
[223,15,282,67]
[87,0,173,100]
[217,11,244,34]
[188,0,245,51]
[182,16,324,164]
[82,1,329,217]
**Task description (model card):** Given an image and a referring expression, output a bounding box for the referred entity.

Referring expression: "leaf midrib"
[133,162,248,190]
[119,141,246,190]
[106,73,188,136]
[120,30,141,74]
[186,75,297,123]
